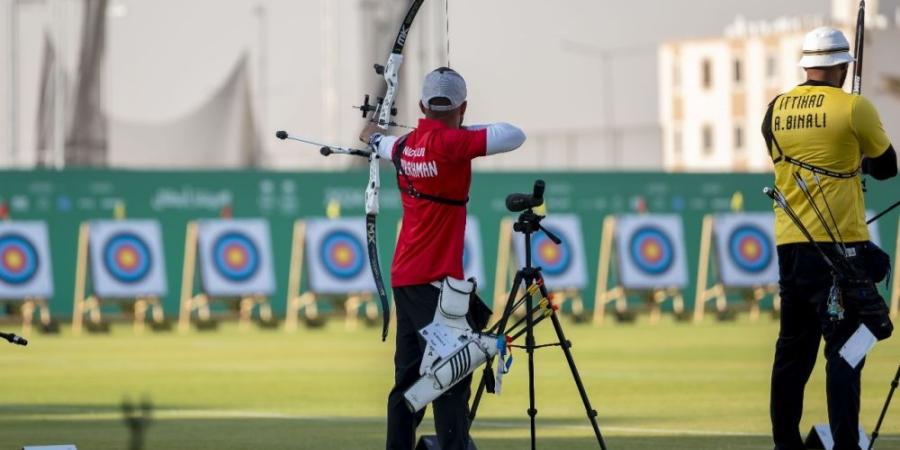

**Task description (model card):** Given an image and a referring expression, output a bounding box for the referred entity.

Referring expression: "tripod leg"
[469,270,526,427]
[868,365,900,450]
[539,283,609,450]
[525,272,538,450]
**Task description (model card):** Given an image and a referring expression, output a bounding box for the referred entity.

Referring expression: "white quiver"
[403,277,498,412]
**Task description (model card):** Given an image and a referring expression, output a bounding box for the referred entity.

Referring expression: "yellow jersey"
[764,81,891,245]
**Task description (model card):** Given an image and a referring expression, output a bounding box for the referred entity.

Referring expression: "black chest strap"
[391,135,468,207]
[763,95,860,179]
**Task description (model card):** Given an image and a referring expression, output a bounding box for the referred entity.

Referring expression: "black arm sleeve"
[861,145,898,180]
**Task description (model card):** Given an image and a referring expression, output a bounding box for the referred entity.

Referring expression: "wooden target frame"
[492,217,586,322]
[72,222,166,335]
[177,221,274,332]
[592,216,686,325]
[693,214,780,323]
[284,219,380,332]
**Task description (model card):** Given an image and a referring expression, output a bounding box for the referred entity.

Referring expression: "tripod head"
[506,180,561,243]
[506,180,562,272]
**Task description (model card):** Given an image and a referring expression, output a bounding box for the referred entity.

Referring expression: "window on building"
[734,58,743,84]
[734,125,744,151]
[702,125,714,155]
[766,55,778,79]
[702,59,713,89]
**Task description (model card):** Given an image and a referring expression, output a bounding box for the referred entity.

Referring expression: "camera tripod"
[467,181,608,450]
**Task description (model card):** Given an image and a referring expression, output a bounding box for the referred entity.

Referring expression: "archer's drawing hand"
[359,122,382,144]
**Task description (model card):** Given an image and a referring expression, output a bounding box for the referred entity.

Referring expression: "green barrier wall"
[0,169,896,317]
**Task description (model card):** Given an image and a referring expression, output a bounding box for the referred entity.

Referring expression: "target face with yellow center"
[212,232,260,282]
[629,227,675,275]
[728,225,772,273]
[320,230,365,280]
[530,227,570,276]
[512,215,588,289]
[103,233,152,284]
[0,234,39,285]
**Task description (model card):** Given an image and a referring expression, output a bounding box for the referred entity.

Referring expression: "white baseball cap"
[421,67,467,111]
[797,27,855,68]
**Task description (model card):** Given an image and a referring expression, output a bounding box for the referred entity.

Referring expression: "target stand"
[3,297,54,336]
[493,217,586,322]
[72,222,167,335]
[178,220,276,332]
[592,216,687,325]
[0,221,56,335]
[284,220,379,332]
[694,214,780,323]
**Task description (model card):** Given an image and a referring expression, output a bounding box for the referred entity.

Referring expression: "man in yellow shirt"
[762,27,896,450]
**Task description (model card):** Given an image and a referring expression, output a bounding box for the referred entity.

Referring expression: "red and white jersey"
[375,118,525,287]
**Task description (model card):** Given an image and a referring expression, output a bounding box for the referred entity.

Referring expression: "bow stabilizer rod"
[275,130,372,157]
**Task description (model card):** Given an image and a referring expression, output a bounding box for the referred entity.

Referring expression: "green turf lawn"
[1,315,898,450]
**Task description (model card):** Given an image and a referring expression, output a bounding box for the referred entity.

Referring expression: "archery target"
[305,218,376,294]
[198,219,275,297]
[713,213,778,287]
[463,216,486,286]
[629,227,674,275]
[1,235,38,285]
[320,230,366,280]
[103,233,153,283]
[0,222,53,299]
[89,220,167,298]
[213,233,260,282]
[512,214,588,289]
[614,214,688,289]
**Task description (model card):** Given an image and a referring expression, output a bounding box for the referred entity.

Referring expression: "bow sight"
[354,94,398,120]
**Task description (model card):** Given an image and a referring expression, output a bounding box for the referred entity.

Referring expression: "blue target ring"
[530,227,570,276]
[0,234,39,285]
[213,232,260,282]
[629,227,675,275]
[320,230,365,280]
[103,233,152,284]
[728,225,772,273]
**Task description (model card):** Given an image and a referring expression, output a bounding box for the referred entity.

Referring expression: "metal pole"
[319,0,336,144]
[254,3,268,167]
[52,0,66,168]
[8,0,19,166]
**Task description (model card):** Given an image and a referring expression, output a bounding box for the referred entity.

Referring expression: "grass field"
[2,315,899,450]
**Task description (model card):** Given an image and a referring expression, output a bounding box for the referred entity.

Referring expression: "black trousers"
[386,284,473,450]
[771,244,865,450]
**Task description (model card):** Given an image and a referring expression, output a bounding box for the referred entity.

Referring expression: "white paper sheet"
[839,325,877,369]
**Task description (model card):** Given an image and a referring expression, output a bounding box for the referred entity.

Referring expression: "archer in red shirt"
[360,67,525,450]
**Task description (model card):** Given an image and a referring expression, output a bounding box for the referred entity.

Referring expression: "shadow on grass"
[1,413,896,450]
[0,403,183,417]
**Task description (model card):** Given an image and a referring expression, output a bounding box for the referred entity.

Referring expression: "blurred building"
[658,0,900,172]
[3,1,846,171]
